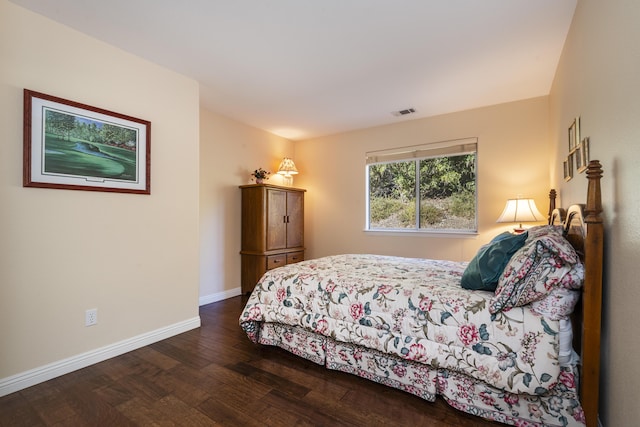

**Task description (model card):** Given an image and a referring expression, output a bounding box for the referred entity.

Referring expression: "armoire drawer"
[287,251,304,264]
[266,254,287,270]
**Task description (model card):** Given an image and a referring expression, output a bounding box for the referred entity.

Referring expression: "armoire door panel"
[266,189,287,250]
[286,190,304,248]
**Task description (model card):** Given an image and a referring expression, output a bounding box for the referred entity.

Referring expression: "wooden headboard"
[548,160,603,427]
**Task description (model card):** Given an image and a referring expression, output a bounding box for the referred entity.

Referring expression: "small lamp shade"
[496,198,545,233]
[277,157,298,186]
[277,157,298,175]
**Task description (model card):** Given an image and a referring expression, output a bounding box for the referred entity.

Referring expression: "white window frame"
[365,137,478,234]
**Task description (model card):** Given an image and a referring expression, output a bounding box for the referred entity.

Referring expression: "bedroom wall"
[295,97,551,262]
[549,1,640,425]
[0,0,200,389]
[199,109,294,303]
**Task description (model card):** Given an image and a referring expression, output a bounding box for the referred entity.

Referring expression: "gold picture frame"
[564,152,574,181]
[568,117,580,152]
[577,137,590,173]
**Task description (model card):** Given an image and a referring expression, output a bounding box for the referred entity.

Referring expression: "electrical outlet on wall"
[85,308,98,326]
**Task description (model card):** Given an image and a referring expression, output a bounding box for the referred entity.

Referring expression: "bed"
[240,160,603,427]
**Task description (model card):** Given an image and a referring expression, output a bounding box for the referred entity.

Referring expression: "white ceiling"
[11,0,577,141]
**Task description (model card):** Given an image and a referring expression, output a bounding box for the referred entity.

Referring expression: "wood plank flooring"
[0,296,500,426]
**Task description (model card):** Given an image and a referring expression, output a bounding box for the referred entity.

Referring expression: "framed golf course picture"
[23,89,151,194]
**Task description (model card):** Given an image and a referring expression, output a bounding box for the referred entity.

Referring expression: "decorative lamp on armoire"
[277,157,298,186]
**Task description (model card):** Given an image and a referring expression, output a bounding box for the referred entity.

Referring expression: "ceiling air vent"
[391,108,416,117]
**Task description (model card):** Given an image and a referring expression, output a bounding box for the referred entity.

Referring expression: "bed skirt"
[255,322,586,427]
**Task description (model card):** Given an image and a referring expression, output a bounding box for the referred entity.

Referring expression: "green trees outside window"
[367,153,476,231]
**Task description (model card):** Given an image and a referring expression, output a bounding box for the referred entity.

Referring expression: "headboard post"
[581,160,604,427]
[548,189,557,221]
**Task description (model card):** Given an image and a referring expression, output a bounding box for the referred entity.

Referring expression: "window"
[366,138,477,232]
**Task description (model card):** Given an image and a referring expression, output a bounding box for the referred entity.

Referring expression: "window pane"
[368,161,416,229]
[418,154,476,230]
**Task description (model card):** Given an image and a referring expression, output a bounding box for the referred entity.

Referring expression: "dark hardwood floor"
[1,296,500,426]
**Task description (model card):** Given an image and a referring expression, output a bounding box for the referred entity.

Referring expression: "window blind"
[365,137,477,165]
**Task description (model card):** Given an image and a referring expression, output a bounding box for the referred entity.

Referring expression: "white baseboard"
[0,316,201,397]
[199,286,242,306]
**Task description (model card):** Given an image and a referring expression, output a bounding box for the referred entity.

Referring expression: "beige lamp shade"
[496,198,545,232]
[277,157,298,186]
[277,157,298,176]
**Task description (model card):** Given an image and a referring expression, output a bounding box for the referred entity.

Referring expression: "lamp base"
[513,223,526,234]
[282,175,293,186]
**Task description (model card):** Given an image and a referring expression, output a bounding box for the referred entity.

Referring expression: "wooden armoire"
[239,183,305,294]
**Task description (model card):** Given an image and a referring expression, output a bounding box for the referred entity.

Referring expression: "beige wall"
[549,1,640,425]
[199,109,294,302]
[1,0,200,383]
[295,97,551,262]
[4,3,634,423]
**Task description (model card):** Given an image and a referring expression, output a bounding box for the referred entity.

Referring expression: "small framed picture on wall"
[568,117,580,152]
[564,153,573,181]
[575,144,583,171]
[577,137,590,173]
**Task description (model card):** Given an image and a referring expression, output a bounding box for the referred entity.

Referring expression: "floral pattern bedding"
[240,254,565,396]
[253,322,585,426]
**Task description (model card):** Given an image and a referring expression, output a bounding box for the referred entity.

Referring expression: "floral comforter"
[240,254,563,395]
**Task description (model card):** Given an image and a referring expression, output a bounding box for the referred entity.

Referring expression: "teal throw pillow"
[461,231,529,291]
